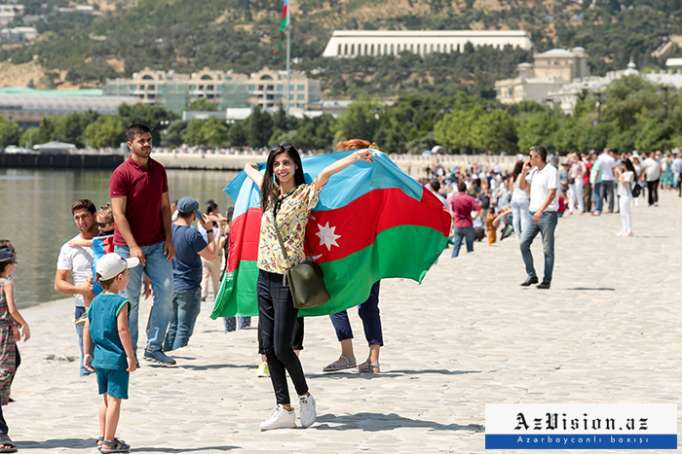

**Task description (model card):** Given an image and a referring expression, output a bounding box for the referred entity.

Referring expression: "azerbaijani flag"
[210,150,451,318]
[278,0,289,32]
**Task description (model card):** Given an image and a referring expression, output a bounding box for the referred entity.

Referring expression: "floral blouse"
[257,183,321,274]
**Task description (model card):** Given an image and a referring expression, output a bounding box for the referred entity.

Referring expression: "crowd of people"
[423,147,678,250]
[0,125,677,452]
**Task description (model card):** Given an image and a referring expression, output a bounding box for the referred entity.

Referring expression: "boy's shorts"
[96,368,129,399]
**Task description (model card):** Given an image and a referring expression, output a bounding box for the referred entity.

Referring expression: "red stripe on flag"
[304,187,451,263]
[227,208,262,273]
[280,4,288,19]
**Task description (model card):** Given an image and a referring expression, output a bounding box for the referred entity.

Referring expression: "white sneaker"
[299,394,316,428]
[259,405,296,431]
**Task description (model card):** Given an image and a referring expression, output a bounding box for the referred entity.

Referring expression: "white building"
[495,47,590,105]
[547,61,682,114]
[322,30,531,58]
[0,4,24,27]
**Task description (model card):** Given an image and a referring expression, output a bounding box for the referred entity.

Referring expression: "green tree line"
[2,76,681,153]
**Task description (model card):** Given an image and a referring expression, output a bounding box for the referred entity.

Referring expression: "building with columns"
[322,30,532,58]
[104,67,322,113]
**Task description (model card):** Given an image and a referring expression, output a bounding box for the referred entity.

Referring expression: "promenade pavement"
[8,191,682,453]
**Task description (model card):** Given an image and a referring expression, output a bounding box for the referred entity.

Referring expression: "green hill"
[2,0,682,97]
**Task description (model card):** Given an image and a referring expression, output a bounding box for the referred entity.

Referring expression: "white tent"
[32,141,77,153]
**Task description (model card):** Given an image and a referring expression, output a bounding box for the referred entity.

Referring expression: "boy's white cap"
[96,253,139,281]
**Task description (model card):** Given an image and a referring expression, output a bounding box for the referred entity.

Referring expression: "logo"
[485,404,677,450]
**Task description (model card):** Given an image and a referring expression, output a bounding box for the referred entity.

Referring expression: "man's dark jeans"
[520,211,558,283]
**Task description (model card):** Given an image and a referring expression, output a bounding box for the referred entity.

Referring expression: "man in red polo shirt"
[110,123,176,366]
[448,181,481,257]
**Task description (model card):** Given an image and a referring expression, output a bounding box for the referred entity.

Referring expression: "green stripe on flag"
[210,225,447,318]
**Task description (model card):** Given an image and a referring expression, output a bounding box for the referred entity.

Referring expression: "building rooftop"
[0,87,105,97]
[329,30,530,38]
[536,48,577,58]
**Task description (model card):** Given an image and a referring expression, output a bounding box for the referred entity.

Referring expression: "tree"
[83,116,125,148]
[162,120,188,147]
[0,117,20,148]
[472,110,518,154]
[516,112,561,152]
[433,108,481,153]
[19,128,42,148]
[183,118,229,147]
[187,98,218,112]
[245,106,273,148]
[118,103,177,145]
[228,121,248,147]
[334,98,383,143]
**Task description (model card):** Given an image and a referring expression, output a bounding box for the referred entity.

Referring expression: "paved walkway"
[9,192,682,453]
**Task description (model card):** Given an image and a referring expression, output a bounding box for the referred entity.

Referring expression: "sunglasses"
[97,222,114,228]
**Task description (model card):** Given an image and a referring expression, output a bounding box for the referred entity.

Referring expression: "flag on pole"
[278,0,289,32]
[210,150,451,319]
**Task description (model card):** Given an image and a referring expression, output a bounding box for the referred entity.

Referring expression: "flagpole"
[285,0,291,116]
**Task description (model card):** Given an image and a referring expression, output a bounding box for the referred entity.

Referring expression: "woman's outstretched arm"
[313,150,373,192]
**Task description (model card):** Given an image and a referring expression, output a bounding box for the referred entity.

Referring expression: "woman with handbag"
[244,144,372,431]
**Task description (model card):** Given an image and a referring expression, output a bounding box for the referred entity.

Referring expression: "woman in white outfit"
[569,153,585,213]
[615,159,635,236]
[510,160,530,238]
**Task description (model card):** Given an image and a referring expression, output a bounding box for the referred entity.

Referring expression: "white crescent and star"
[316,221,341,251]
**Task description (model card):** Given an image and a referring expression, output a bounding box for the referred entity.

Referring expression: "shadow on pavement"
[131,446,238,453]
[176,363,256,371]
[17,438,100,449]
[307,369,481,379]
[315,412,485,432]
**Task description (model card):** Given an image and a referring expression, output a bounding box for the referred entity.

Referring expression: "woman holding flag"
[244,143,372,431]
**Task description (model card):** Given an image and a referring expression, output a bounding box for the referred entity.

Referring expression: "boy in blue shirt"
[83,253,139,454]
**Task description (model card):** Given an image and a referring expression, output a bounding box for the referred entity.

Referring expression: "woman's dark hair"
[205,199,219,214]
[261,144,305,212]
[623,158,636,175]
[512,160,524,180]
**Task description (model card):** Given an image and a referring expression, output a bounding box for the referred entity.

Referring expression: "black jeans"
[257,270,308,405]
[647,180,659,206]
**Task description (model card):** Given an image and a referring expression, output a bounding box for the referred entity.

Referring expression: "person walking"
[597,148,616,214]
[243,143,372,431]
[510,161,530,238]
[519,146,558,290]
[643,152,661,206]
[164,197,218,351]
[615,160,635,236]
[448,181,481,257]
[54,199,98,376]
[110,124,176,366]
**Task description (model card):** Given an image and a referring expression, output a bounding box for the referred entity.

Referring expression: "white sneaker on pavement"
[259,405,296,431]
[299,394,316,428]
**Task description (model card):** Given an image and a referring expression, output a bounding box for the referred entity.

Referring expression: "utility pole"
[285,0,291,116]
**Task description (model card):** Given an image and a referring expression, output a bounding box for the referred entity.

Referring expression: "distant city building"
[0,4,24,27]
[0,26,37,42]
[104,67,322,113]
[322,30,532,58]
[547,61,682,113]
[0,88,137,127]
[495,47,590,105]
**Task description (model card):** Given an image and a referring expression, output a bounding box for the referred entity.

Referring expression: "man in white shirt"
[597,148,616,214]
[54,199,98,376]
[643,151,661,206]
[518,145,558,290]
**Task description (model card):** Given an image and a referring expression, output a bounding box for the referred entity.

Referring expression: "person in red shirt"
[110,124,176,366]
[448,181,481,257]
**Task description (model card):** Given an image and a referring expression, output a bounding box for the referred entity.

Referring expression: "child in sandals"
[83,253,139,453]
